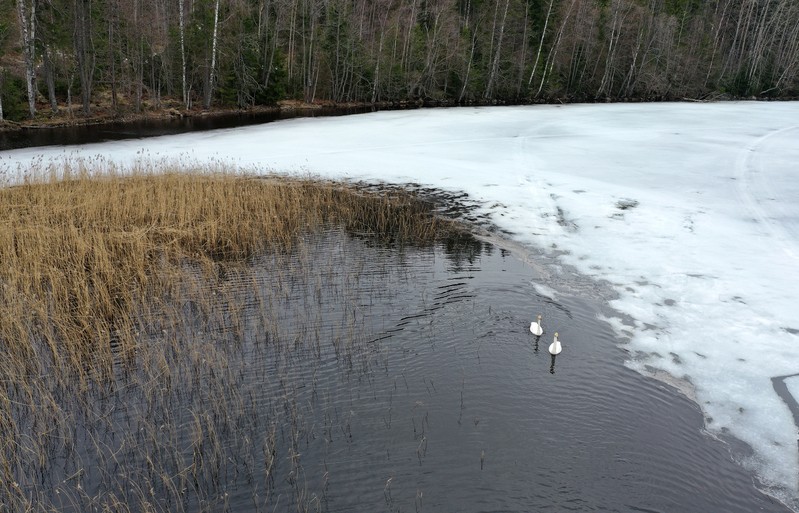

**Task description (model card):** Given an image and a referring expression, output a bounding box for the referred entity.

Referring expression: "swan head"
[530,315,544,336]
[549,332,562,355]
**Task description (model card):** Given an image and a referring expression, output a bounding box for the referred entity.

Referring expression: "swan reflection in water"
[530,314,544,337]
[548,332,562,355]
[548,332,562,375]
[530,314,544,352]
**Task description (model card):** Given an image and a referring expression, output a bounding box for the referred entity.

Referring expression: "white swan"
[548,332,562,355]
[529,314,543,336]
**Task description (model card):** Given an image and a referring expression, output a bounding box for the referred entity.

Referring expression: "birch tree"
[597,0,625,97]
[484,0,510,98]
[371,8,390,102]
[259,0,283,100]
[0,17,6,120]
[17,0,37,119]
[302,0,321,103]
[536,0,575,97]
[0,68,5,121]
[179,0,188,107]
[203,0,221,109]
[528,0,553,90]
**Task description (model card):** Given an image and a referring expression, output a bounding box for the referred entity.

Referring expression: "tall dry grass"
[0,167,462,512]
[0,169,451,371]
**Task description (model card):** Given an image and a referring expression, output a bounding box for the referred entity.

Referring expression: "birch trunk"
[598,0,622,97]
[537,0,575,97]
[528,0,554,88]
[705,0,731,87]
[516,0,530,97]
[372,13,387,103]
[204,0,221,109]
[179,0,188,107]
[459,24,478,102]
[0,69,4,121]
[303,0,316,103]
[17,0,37,119]
[402,0,417,75]
[484,0,510,99]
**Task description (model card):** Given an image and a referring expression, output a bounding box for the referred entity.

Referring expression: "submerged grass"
[0,167,464,512]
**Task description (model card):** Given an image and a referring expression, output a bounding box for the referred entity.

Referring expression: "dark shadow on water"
[0,106,380,151]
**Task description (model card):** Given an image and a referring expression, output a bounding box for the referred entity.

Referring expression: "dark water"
[0,106,379,151]
[12,230,787,512]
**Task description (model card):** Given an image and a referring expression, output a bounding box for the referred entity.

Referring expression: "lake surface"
[10,229,787,512]
[4,102,799,510]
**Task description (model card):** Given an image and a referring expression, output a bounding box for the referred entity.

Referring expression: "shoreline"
[3,94,797,134]
[0,99,370,132]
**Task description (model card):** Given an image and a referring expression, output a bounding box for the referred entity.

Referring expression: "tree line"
[1,0,798,121]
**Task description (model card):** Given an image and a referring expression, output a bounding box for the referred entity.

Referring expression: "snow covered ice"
[3,101,799,506]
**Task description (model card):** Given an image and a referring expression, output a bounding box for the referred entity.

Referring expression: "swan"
[548,332,562,355]
[529,314,543,336]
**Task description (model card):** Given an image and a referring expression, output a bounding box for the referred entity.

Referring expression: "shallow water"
[9,230,787,512]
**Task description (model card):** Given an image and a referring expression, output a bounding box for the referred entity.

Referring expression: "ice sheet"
[3,101,799,506]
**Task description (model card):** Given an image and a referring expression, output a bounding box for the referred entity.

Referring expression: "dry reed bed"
[0,170,449,362]
[0,169,461,512]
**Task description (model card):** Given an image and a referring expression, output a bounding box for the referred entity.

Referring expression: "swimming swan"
[530,315,543,337]
[548,332,562,355]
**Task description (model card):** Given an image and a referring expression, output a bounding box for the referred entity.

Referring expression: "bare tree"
[73,0,94,115]
[37,0,64,114]
[597,0,626,97]
[301,0,319,102]
[371,7,390,102]
[458,19,479,102]
[515,0,530,97]
[528,0,554,90]
[773,4,799,91]
[203,0,221,109]
[0,68,5,121]
[17,0,37,118]
[179,0,188,107]
[484,0,510,98]
[0,18,7,121]
[537,0,575,97]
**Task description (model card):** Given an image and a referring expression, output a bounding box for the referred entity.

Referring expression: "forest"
[1,0,798,121]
